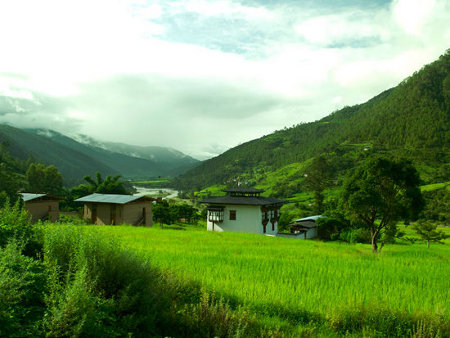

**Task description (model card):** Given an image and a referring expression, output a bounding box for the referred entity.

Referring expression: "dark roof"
[75,193,155,205]
[20,193,64,202]
[200,195,285,206]
[223,188,265,193]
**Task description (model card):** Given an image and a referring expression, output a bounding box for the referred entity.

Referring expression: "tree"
[26,163,63,195]
[413,220,449,248]
[82,172,128,195]
[341,156,423,253]
[302,156,335,214]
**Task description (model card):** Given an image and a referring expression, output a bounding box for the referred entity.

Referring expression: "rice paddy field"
[89,225,450,336]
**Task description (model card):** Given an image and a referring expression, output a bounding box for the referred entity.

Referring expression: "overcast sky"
[0,0,448,159]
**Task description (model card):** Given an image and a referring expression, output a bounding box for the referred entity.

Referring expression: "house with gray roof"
[75,193,157,226]
[20,193,64,222]
[200,188,285,235]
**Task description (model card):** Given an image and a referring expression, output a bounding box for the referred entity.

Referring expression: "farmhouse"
[75,193,156,226]
[200,188,285,235]
[20,193,63,222]
[286,215,323,239]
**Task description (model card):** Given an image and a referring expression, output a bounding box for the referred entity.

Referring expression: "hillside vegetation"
[0,126,199,185]
[174,51,450,191]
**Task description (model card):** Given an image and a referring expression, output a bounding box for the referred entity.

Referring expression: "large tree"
[341,156,423,253]
[26,163,63,195]
[302,156,335,214]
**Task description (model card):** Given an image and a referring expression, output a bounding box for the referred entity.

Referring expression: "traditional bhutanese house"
[75,193,157,226]
[20,193,63,222]
[200,188,285,235]
[286,215,323,239]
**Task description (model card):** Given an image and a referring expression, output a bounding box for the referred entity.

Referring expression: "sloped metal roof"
[293,215,324,222]
[74,193,151,205]
[20,193,47,202]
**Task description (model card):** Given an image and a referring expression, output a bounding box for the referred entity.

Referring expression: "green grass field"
[87,225,450,336]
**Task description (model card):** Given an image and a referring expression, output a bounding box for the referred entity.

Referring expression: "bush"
[0,243,46,337]
[175,290,255,338]
[0,200,43,257]
[316,217,346,240]
[339,228,371,243]
[43,226,172,336]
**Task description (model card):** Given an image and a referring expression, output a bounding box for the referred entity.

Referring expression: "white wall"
[207,205,278,235]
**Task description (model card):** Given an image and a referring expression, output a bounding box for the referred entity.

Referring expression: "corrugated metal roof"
[294,215,324,222]
[20,193,47,202]
[200,195,285,206]
[74,193,148,204]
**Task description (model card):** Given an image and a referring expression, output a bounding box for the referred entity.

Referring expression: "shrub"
[0,200,42,257]
[316,217,346,240]
[0,243,46,337]
[43,226,172,336]
[339,228,371,243]
[175,290,255,338]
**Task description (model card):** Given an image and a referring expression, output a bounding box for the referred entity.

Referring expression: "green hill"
[0,126,199,186]
[174,51,450,192]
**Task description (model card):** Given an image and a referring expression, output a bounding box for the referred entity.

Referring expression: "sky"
[0,0,448,160]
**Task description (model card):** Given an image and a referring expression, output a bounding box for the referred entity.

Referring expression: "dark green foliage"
[316,217,347,241]
[82,172,129,195]
[26,163,63,195]
[0,200,42,257]
[422,187,450,224]
[43,227,169,336]
[174,51,450,192]
[61,172,131,211]
[0,243,46,337]
[302,156,335,214]
[338,228,372,244]
[413,219,450,248]
[341,156,424,252]
[0,142,26,206]
[176,291,254,338]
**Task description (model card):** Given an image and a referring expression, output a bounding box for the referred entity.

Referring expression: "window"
[229,210,236,220]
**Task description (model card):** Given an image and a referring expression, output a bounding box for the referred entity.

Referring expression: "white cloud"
[0,0,449,159]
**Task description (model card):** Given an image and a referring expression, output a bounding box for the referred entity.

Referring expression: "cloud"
[0,0,449,159]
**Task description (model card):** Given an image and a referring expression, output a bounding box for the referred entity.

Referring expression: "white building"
[279,215,323,239]
[201,188,285,235]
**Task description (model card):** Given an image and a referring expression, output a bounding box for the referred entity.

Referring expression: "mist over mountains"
[0,125,199,185]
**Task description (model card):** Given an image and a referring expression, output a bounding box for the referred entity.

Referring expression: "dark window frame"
[229,210,236,220]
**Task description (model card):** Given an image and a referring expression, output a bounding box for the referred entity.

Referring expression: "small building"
[286,215,323,239]
[75,193,156,226]
[20,193,63,222]
[200,188,285,235]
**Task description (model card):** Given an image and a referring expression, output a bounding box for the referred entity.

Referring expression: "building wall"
[25,200,60,222]
[277,227,317,239]
[82,201,153,226]
[207,205,278,235]
[122,201,153,227]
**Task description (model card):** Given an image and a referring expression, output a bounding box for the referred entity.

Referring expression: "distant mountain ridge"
[0,126,199,186]
[174,50,450,191]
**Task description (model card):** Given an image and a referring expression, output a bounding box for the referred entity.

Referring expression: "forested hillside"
[0,126,199,186]
[174,51,450,191]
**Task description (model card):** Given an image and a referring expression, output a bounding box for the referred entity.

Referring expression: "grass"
[420,182,450,192]
[86,225,449,336]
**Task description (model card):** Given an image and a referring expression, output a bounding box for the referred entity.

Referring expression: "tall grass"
[93,226,450,336]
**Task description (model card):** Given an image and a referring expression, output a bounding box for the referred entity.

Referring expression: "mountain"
[0,126,199,186]
[72,134,199,173]
[174,51,450,192]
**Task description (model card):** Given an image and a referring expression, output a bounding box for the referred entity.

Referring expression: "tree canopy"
[341,156,424,252]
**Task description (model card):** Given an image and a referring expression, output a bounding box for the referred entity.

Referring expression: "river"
[133,186,179,199]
